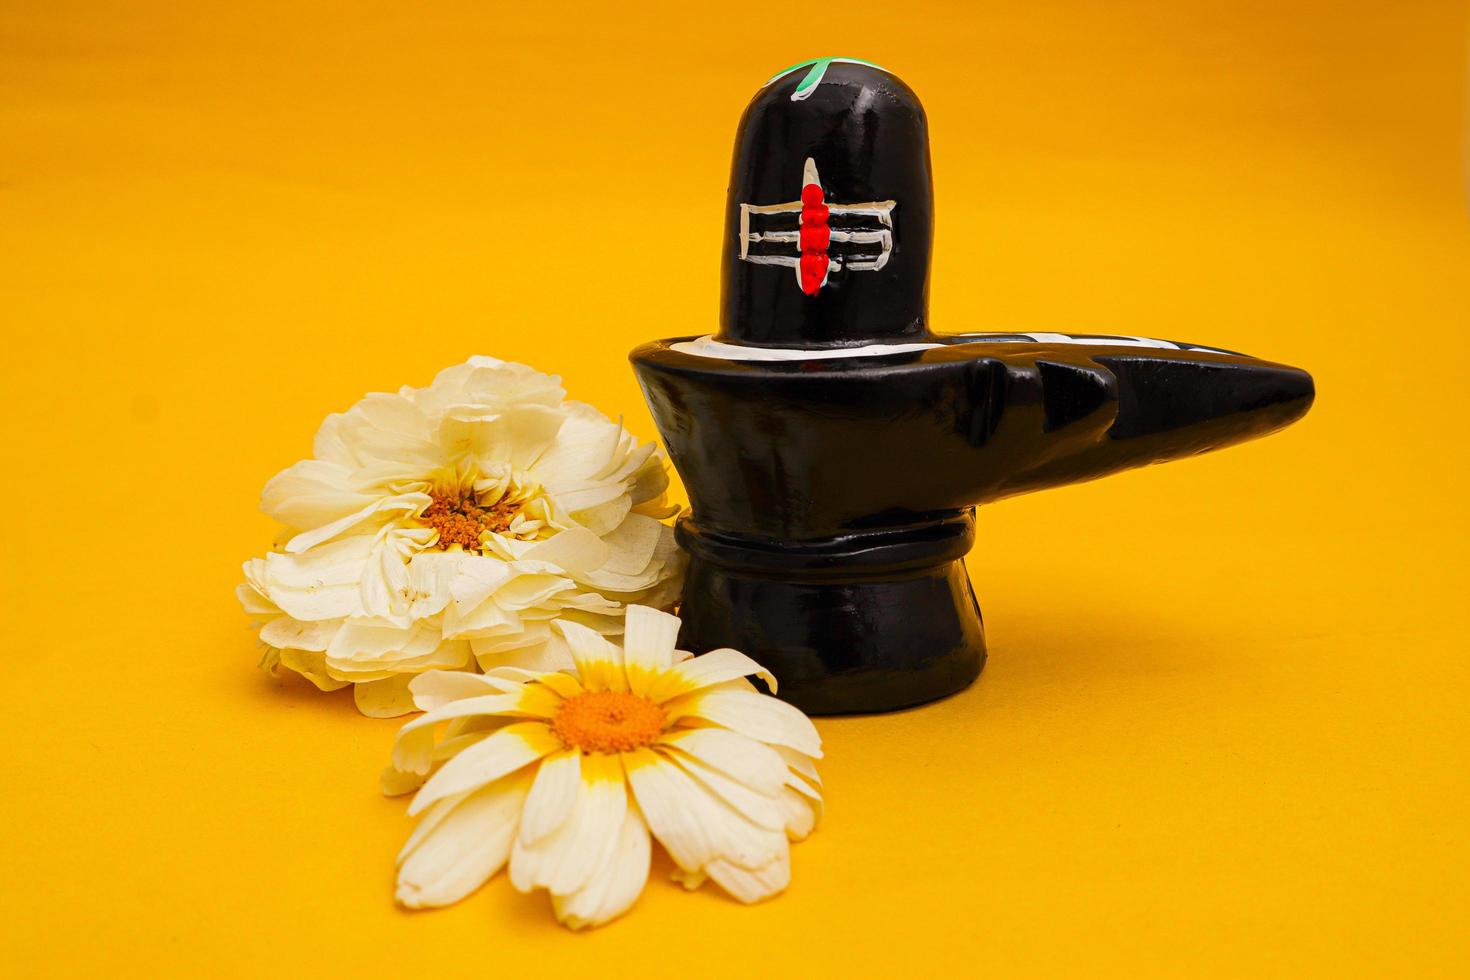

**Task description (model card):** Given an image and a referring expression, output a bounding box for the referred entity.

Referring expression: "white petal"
[776,745,821,786]
[669,865,706,891]
[391,693,525,775]
[648,648,778,702]
[569,565,669,595]
[593,513,663,575]
[777,760,823,839]
[624,750,784,872]
[566,520,679,596]
[564,492,632,538]
[627,451,671,507]
[356,531,417,619]
[551,802,651,930]
[404,551,465,619]
[259,459,371,530]
[596,433,655,484]
[705,847,791,905]
[656,728,788,797]
[469,620,548,657]
[327,392,441,469]
[664,749,785,831]
[259,616,339,652]
[396,773,532,908]
[392,686,561,773]
[493,571,576,610]
[529,403,623,489]
[442,596,520,640]
[775,785,819,841]
[311,413,358,467]
[325,618,442,665]
[408,670,516,711]
[554,619,627,693]
[472,628,576,674]
[622,604,680,696]
[469,404,566,470]
[383,729,495,797]
[396,789,472,860]
[284,494,426,554]
[622,749,712,871]
[344,389,435,439]
[277,648,351,691]
[509,752,627,896]
[518,749,581,846]
[415,358,561,421]
[447,555,515,611]
[261,536,371,621]
[326,637,469,679]
[666,687,822,758]
[408,722,560,816]
[353,675,418,717]
[516,670,585,700]
[520,527,611,577]
[558,591,624,617]
[236,569,278,617]
[381,763,432,798]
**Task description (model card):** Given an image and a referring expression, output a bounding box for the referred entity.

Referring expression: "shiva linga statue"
[631,58,1313,714]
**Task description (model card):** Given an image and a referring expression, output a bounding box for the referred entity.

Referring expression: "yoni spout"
[941,335,1315,505]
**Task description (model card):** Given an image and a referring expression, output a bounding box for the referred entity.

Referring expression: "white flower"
[383,605,823,930]
[238,357,685,716]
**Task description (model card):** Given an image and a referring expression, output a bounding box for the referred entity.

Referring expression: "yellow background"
[3,1,1467,975]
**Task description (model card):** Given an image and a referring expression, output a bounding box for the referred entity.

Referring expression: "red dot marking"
[798,183,829,296]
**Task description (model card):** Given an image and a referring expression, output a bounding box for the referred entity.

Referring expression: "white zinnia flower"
[383,605,823,930]
[238,357,685,716]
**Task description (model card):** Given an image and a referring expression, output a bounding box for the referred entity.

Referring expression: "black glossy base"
[674,517,986,714]
[634,334,1312,716]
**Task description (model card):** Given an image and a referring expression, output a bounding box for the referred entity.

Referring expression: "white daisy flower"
[383,605,823,930]
[238,357,685,716]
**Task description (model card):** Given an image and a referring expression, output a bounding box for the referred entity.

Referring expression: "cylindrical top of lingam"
[719,58,934,349]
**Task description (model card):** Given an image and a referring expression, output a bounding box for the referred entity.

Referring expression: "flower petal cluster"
[239,358,684,715]
[383,605,823,929]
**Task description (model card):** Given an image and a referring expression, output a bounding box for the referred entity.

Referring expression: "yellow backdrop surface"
[3,1,1467,976]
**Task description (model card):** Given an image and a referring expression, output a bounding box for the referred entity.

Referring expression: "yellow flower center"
[551,691,667,754]
[421,488,518,551]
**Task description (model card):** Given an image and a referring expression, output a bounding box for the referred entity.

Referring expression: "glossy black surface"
[720,61,932,348]
[633,337,1313,713]
[635,339,1312,539]
[678,531,986,714]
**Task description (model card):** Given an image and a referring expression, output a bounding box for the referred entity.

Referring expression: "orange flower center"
[421,488,517,551]
[551,691,667,754]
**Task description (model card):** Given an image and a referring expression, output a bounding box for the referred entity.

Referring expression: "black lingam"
[630,58,1313,714]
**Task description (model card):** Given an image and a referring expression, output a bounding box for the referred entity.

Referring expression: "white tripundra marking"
[966,332,1233,354]
[740,229,893,247]
[738,158,897,281]
[669,333,1234,361]
[671,336,942,361]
